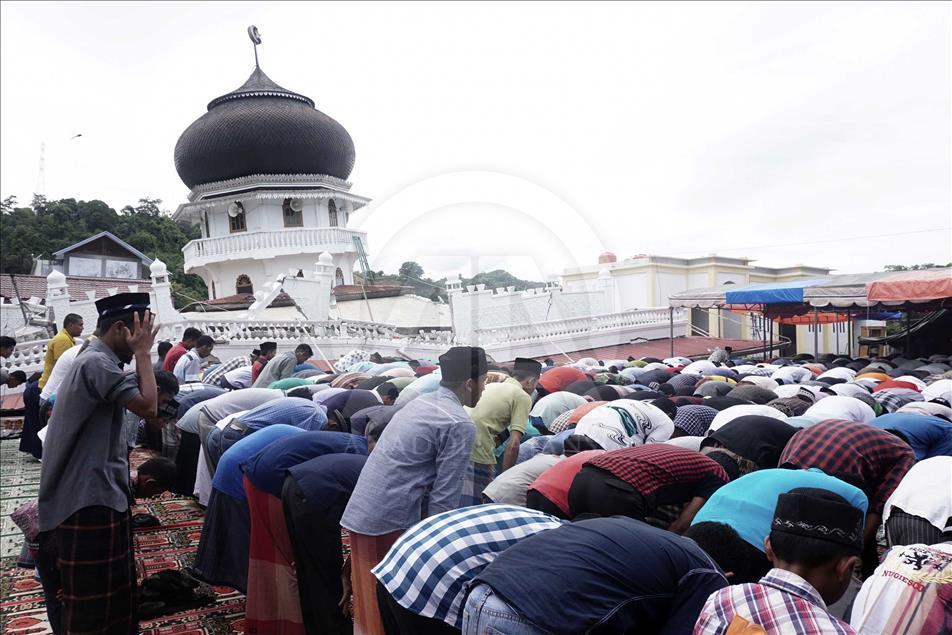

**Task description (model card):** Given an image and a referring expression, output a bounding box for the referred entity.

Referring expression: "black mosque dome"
[174,66,356,189]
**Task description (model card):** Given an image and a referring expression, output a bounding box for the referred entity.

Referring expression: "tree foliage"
[884,263,951,271]
[0,195,207,307]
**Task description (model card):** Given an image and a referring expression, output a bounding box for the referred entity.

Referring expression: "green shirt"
[267,377,314,391]
[465,377,532,465]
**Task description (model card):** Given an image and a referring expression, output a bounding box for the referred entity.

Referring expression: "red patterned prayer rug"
[1,447,352,635]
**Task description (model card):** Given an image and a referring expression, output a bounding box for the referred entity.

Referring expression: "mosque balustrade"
[182,227,367,269]
[162,318,403,346]
[473,307,687,345]
[1,338,50,374]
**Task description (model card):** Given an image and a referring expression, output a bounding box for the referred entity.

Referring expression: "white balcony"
[182,227,367,272]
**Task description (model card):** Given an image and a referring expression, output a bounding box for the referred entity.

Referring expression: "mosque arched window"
[236,274,253,295]
[282,198,303,227]
[335,267,345,287]
[328,199,338,227]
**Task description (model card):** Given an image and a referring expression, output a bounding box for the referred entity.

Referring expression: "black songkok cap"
[260,342,278,353]
[771,487,864,550]
[513,357,542,376]
[438,346,488,382]
[95,292,150,321]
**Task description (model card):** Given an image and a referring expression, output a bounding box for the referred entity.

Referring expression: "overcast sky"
[2,1,949,281]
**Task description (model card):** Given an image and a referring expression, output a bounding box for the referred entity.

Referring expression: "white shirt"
[707,405,788,435]
[683,360,719,376]
[222,365,252,389]
[737,376,779,391]
[816,367,856,382]
[173,349,203,382]
[883,456,952,533]
[897,401,952,420]
[828,384,870,399]
[923,379,952,403]
[804,395,876,423]
[39,344,83,401]
[770,366,813,384]
[483,454,562,506]
[664,436,705,451]
[850,541,952,635]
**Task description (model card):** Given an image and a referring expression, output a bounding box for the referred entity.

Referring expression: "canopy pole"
[669,307,674,357]
[813,308,819,356]
[769,317,773,360]
[835,312,840,355]
[847,309,852,357]
[762,313,767,361]
[905,310,911,356]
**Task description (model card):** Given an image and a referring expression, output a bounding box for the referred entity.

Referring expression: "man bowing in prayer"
[37,293,159,635]
[341,345,487,635]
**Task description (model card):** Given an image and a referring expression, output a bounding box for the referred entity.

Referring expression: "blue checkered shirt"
[239,397,327,432]
[202,355,249,386]
[373,504,562,628]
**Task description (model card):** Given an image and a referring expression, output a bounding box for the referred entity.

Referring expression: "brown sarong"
[349,529,403,635]
[55,506,137,634]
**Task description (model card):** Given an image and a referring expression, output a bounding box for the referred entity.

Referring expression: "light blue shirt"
[692,468,868,552]
[341,387,475,535]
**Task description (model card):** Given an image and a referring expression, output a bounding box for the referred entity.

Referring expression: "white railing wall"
[183,227,367,264]
[473,307,689,360]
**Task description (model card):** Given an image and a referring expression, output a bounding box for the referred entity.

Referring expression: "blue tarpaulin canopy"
[723,277,832,305]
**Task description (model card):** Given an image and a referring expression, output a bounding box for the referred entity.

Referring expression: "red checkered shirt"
[585,444,728,496]
[778,419,916,515]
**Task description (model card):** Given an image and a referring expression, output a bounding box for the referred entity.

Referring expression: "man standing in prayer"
[341,345,487,635]
[38,313,84,390]
[36,293,158,634]
[152,341,173,373]
[162,327,202,372]
[252,343,312,387]
[694,488,864,634]
[173,335,215,382]
[251,341,278,384]
[462,357,539,505]
[0,335,15,386]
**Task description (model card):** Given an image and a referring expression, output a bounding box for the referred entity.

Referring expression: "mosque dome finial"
[173,32,355,189]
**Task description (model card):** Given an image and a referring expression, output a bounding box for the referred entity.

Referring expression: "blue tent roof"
[724,277,832,305]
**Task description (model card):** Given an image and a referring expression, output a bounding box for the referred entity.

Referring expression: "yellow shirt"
[38,329,76,389]
[465,377,532,465]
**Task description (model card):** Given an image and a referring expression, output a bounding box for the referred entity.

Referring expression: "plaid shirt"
[667,373,701,390]
[373,504,562,628]
[778,420,916,515]
[673,405,718,436]
[202,355,250,386]
[694,568,855,634]
[870,389,923,413]
[586,444,728,496]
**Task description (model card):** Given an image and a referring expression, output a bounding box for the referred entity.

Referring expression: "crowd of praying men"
[8,295,952,634]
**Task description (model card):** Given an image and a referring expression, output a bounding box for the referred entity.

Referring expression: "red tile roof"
[0,274,152,303]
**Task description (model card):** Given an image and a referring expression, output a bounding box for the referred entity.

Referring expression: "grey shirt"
[252,352,297,388]
[341,386,475,536]
[38,339,140,531]
[483,453,563,506]
[179,388,283,433]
